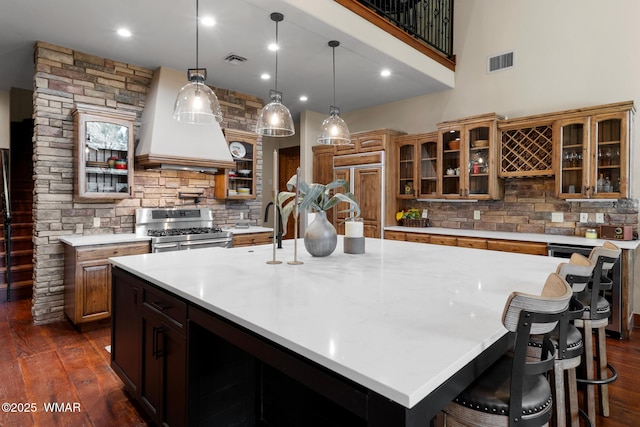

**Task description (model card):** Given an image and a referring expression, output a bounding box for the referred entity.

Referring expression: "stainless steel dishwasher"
[547,243,622,338]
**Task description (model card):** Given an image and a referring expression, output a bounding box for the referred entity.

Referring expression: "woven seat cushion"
[452,354,552,417]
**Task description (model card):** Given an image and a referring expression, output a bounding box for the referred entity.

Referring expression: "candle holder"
[267,189,282,265]
[344,236,365,254]
[344,217,365,254]
[287,208,303,265]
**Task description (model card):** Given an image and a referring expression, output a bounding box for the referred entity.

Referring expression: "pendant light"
[317,40,351,145]
[256,12,295,137]
[173,0,223,124]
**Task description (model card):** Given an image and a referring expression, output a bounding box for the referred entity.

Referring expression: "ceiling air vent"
[487,51,514,73]
[224,53,247,65]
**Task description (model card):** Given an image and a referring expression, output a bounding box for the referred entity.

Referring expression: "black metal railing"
[357,0,453,58]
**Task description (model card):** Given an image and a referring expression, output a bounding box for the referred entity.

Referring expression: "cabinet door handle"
[150,301,169,312]
[133,287,138,306]
[152,326,165,359]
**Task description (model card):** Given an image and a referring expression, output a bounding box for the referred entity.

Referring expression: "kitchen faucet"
[264,202,283,249]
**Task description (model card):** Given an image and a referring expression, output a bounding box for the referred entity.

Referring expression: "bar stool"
[552,254,593,427]
[575,242,621,425]
[443,273,572,427]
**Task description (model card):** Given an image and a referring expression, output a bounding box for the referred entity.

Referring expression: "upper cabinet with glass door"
[437,113,503,200]
[555,102,634,199]
[417,132,439,198]
[72,104,136,201]
[395,134,418,199]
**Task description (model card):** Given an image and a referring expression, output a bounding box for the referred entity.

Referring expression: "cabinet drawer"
[457,237,487,249]
[143,286,187,331]
[429,235,457,246]
[233,232,272,247]
[384,231,406,241]
[405,233,430,244]
[76,242,150,261]
[487,240,547,256]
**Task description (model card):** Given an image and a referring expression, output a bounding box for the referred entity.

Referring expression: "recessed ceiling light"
[117,28,132,37]
[299,95,308,102]
[380,69,391,77]
[268,43,278,51]
[201,16,215,27]
[260,73,270,80]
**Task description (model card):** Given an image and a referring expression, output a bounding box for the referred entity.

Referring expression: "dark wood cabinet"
[111,268,187,427]
[111,268,142,394]
[64,241,149,328]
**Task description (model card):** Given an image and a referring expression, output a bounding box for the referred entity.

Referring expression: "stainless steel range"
[135,208,233,253]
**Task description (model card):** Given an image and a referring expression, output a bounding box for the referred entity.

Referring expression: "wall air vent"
[224,53,247,65]
[487,51,514,73]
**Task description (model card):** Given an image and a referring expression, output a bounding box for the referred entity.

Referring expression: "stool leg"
[582,321,597,424]
[596,326,610,417]
[567,368,580,427]
[554,361,566,427]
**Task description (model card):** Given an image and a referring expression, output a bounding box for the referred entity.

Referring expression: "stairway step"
[0,280,33,302]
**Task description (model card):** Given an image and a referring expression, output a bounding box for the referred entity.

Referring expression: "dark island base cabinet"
[111,267,472,427]
[111,268,187,427]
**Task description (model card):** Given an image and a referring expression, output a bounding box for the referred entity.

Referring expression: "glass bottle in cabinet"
[418,133,438,198]
[72,104,136,200]
[396,136,417,198]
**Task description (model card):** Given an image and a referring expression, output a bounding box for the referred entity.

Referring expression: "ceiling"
[0,0,452,119]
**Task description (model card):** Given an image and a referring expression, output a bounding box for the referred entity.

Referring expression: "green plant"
[396,208,421,221]
[277,175,360,232]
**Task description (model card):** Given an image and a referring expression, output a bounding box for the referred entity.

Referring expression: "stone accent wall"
[400,177,639,235]
[32,41,264,324]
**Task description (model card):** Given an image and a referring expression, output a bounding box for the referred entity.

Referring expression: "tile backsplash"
[400,177,638,237]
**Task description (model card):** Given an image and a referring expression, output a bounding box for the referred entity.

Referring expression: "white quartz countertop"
[110,237,562,408]
[59,233,151,247]
[384,226,640,250]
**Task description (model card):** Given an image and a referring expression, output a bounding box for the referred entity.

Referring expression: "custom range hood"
[136,66,235,173]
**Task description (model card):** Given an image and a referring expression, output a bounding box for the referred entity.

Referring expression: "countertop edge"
[384,226,640,250]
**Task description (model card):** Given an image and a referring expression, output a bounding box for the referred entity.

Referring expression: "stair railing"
[1,149,11,301]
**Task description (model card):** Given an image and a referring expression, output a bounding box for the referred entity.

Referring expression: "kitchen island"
[110,237,562,426]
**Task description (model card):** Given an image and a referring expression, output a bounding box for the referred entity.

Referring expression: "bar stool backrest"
[585,241,621,320]
[556,253,594,293]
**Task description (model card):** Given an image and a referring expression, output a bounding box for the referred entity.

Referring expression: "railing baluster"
[355,0,453,58]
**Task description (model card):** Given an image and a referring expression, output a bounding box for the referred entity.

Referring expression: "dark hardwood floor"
[0,298,638,426]
[0,299,148,427]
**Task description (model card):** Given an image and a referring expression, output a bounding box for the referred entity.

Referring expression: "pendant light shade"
[318,40,351,145]
[256,90,296,136]
[256,12,295,137]
[173,0,223,124]
[173,69,223,124]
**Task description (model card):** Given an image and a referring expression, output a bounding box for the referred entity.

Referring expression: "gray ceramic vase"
[304,211,337,257]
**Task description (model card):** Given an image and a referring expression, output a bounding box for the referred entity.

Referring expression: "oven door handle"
[154,242,180,250]
[181,239,230,247]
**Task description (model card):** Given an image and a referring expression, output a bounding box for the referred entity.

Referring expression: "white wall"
[0,91,9,149]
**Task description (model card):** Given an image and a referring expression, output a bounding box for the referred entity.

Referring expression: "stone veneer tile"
[31,41,264,324]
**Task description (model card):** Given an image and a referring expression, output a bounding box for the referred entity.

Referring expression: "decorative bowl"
[237,188,250,194]
[472,139,489,148]
[237,169,251,176]
[448,140,460,150]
